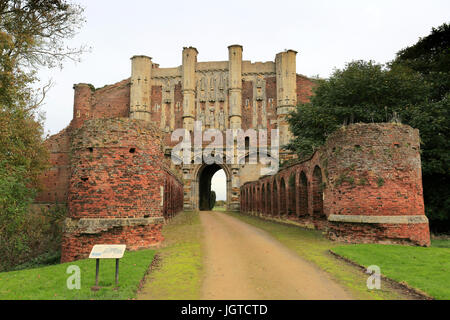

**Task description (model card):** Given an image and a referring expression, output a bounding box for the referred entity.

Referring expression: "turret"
[228,44,243,129]
[130,55,152,121]
[72,83,93,129]
[275,49,297,146]
[182,47,198,131]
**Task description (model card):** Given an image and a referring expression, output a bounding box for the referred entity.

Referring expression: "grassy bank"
[137,211,204,300]
[225,212,414,300]
[331,243,450,300]
[0,249,156,300]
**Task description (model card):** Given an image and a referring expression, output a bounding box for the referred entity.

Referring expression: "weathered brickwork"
[35,45,431,262]
[241,123,431,246]
[61,223,163,262]
[36,117,183,262]
[59,118,184,262]
[35,127,71,204]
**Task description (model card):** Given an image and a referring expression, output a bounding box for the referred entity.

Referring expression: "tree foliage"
[287,23,450,226]
[0,0,86,269]
[287,61,429,158]
[209,191,216,210]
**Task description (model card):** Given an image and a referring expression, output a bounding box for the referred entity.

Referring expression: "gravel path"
[200,211,354,300]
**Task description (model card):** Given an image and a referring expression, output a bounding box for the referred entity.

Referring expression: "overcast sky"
[35,0,449,201]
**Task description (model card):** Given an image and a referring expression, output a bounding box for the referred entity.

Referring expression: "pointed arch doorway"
[193,163,232,211]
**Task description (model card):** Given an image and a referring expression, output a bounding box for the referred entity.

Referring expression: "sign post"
[89,244,126,291]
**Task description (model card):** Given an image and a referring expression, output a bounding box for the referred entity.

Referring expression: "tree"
[0,0,86,270]
[287,23,450,229]
[392,23,450,101]
[393,23,450,228]
[287,60,429,159]
[209,191,216,210]
[1,0,86,182]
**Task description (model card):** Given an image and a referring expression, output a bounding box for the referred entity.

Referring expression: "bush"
[0,164,66,271]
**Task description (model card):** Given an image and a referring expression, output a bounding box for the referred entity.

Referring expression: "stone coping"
[64,217,165,234]
[327,214,429,224]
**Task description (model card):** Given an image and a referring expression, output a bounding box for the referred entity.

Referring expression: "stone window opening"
[129,148,136,153]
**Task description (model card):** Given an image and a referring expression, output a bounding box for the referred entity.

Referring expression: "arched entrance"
[194,163,232,211]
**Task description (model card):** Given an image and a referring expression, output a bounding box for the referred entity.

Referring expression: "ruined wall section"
[240,123,430,246]
[34,127,71,205]
[90,79,130,120]
[62,118,183,262]
[324,123,429,246]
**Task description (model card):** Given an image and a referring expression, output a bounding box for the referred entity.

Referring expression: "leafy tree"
[209,191,216,210]
[393,23,450,227]
[0,0,86,269]
[392,23,450,101]
[287,60,429,158]
[287,23,450,228]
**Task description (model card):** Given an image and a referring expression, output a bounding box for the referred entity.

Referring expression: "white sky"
[211,170,226,201]
[34,0,449,200]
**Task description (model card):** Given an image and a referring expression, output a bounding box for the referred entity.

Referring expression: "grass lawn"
[225,212,415,300]
[331,243,450,300]
[137,211,204,300]
[0,249,156,300]
[430,238,450,248]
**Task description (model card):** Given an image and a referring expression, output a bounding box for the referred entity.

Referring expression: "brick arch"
[288,173,296,215]
[247,187,251,213]
[261,184,266,214]
[312,166,324,217]
[253,186,259,212]
[279,177,287,216]
[298,171,308,216]
[272,179,278,216]
[248,187,252,212]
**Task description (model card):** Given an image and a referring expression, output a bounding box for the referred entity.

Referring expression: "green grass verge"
[225,212,410,300]
[0,249,156,300]
[430,238,450,248]
[137,211,204,300]
[331,243,450,300]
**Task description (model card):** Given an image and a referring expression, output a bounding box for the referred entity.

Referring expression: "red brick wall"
[265,76,277,131]
[71,84,93,129]
[240,123,430,246]
[60,118,183,262]
[68,118,166,219]
[91,79,130,120]
[296,74,316,104]
[61,224,163,262]
[324,123,425,218]
[35,127,71,204]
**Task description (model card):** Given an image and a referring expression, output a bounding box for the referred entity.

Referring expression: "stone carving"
[208,107,215,126]
[199,109,206,125]
[218,109,225,130]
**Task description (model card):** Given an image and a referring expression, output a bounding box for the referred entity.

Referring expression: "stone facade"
[35,45,431,261]
[41,45,316,213]
[240,123,430,246]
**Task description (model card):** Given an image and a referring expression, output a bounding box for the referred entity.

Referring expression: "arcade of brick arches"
[34,45,431,262]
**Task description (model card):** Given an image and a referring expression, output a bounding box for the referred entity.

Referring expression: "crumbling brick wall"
[240,123,430,246]
[60,118,183,262]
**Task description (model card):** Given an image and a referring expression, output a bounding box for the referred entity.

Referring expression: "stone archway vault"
[191,163,233,211]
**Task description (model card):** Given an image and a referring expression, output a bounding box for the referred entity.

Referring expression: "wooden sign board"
[89,244,126,259]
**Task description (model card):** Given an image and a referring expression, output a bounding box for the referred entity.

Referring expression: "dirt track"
[200,211,354,300]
